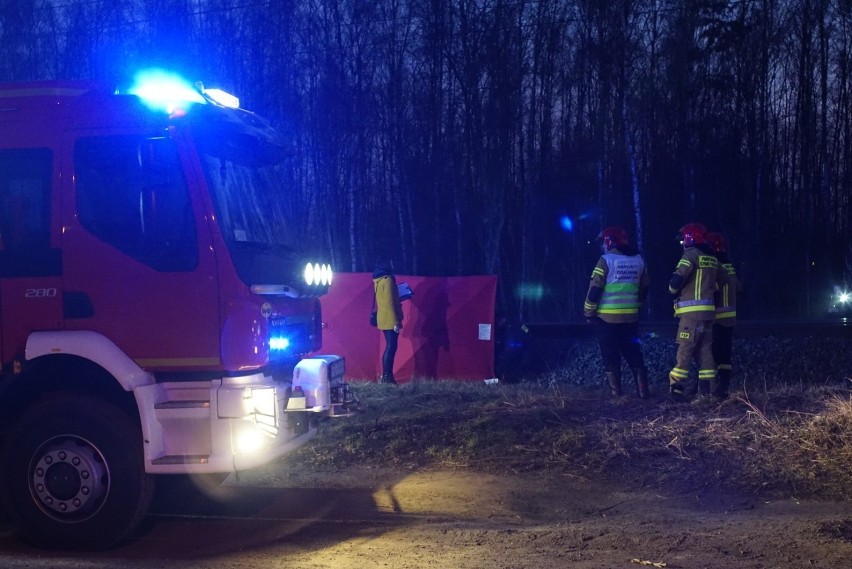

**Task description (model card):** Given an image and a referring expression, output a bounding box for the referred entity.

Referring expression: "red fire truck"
[0,71,352,549]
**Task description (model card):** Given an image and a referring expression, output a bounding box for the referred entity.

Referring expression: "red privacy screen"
[315,273,497,383]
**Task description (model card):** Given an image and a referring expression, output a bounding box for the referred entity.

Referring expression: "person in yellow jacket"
[707,232,742,400]
[373,260,404,385]
[667,223,729,400]
[583,226,651,398]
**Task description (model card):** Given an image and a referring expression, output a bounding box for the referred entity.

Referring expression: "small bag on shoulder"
[369,280,379,326]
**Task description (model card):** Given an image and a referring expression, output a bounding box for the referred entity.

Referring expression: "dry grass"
[741,387,852,498]
[294,380,852,500]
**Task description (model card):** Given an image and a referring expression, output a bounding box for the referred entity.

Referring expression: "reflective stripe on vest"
[715,263,736,319]
[675,298,715,315]
[598,254,644,315]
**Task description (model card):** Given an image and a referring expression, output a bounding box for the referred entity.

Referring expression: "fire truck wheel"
[0,395,155,550]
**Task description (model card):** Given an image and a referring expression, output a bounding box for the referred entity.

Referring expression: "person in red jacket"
[373,260,404,385]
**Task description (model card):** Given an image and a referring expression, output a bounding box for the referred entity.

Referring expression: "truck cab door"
[0,148,64,364]
[60,131,220,371]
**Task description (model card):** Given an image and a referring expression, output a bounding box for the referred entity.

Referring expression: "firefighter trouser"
[669,317,715,389]
[594,319,645,373]
[712,323,733,373]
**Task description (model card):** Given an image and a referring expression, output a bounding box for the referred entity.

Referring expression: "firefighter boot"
[605,371,623,397]
[380,374,398,385]
[714,369,731,400]
[698,379,712,396]
[669,379,686,402]
[632,367,650,400]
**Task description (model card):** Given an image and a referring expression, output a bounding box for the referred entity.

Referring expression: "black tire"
[0,395,155,550]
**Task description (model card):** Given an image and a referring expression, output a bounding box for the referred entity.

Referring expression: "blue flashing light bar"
[126,68,206,114]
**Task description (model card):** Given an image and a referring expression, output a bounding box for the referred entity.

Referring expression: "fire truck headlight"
[245,387,278,438]
[249,387,276,417]
[236,429,266,454]
[840,292,850,303]
[303,262,333,287]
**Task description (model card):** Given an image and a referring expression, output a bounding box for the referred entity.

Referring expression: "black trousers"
[712,323,733,371]
[382,329,399,378]
[594,319,645,373]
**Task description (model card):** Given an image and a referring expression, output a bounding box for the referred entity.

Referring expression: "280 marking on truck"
[24,288,58,298]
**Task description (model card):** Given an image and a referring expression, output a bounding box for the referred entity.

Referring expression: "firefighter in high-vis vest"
[583,226,651,399]
[707,232,742,400]
[667,223,730,400]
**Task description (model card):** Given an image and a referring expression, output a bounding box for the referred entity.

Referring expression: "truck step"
[154,400,210,409]
[151,455,209,465]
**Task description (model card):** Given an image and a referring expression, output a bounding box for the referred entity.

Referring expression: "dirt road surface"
[1,463,851,568]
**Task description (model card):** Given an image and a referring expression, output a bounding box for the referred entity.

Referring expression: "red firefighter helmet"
[597,226,629,251]
[707,232,727,254]
[678,223,708,247]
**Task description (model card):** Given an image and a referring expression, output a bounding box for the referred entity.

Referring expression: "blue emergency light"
[269,337,291,351]
[125,68,241,114]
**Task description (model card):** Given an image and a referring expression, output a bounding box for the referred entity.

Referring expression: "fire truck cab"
[0,72,350,549]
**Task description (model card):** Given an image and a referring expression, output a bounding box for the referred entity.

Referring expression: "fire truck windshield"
[199,146,310,287]
[190,102,328,292]
[202,153,294,247]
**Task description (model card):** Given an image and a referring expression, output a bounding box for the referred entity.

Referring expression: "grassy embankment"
[293,335,852,500]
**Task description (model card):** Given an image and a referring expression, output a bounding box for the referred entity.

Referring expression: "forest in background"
[1,0,850,322]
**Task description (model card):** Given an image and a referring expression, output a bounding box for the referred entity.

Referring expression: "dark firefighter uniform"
[708,233,743,399]
[583,227,651,398]
[667,224,730,399]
